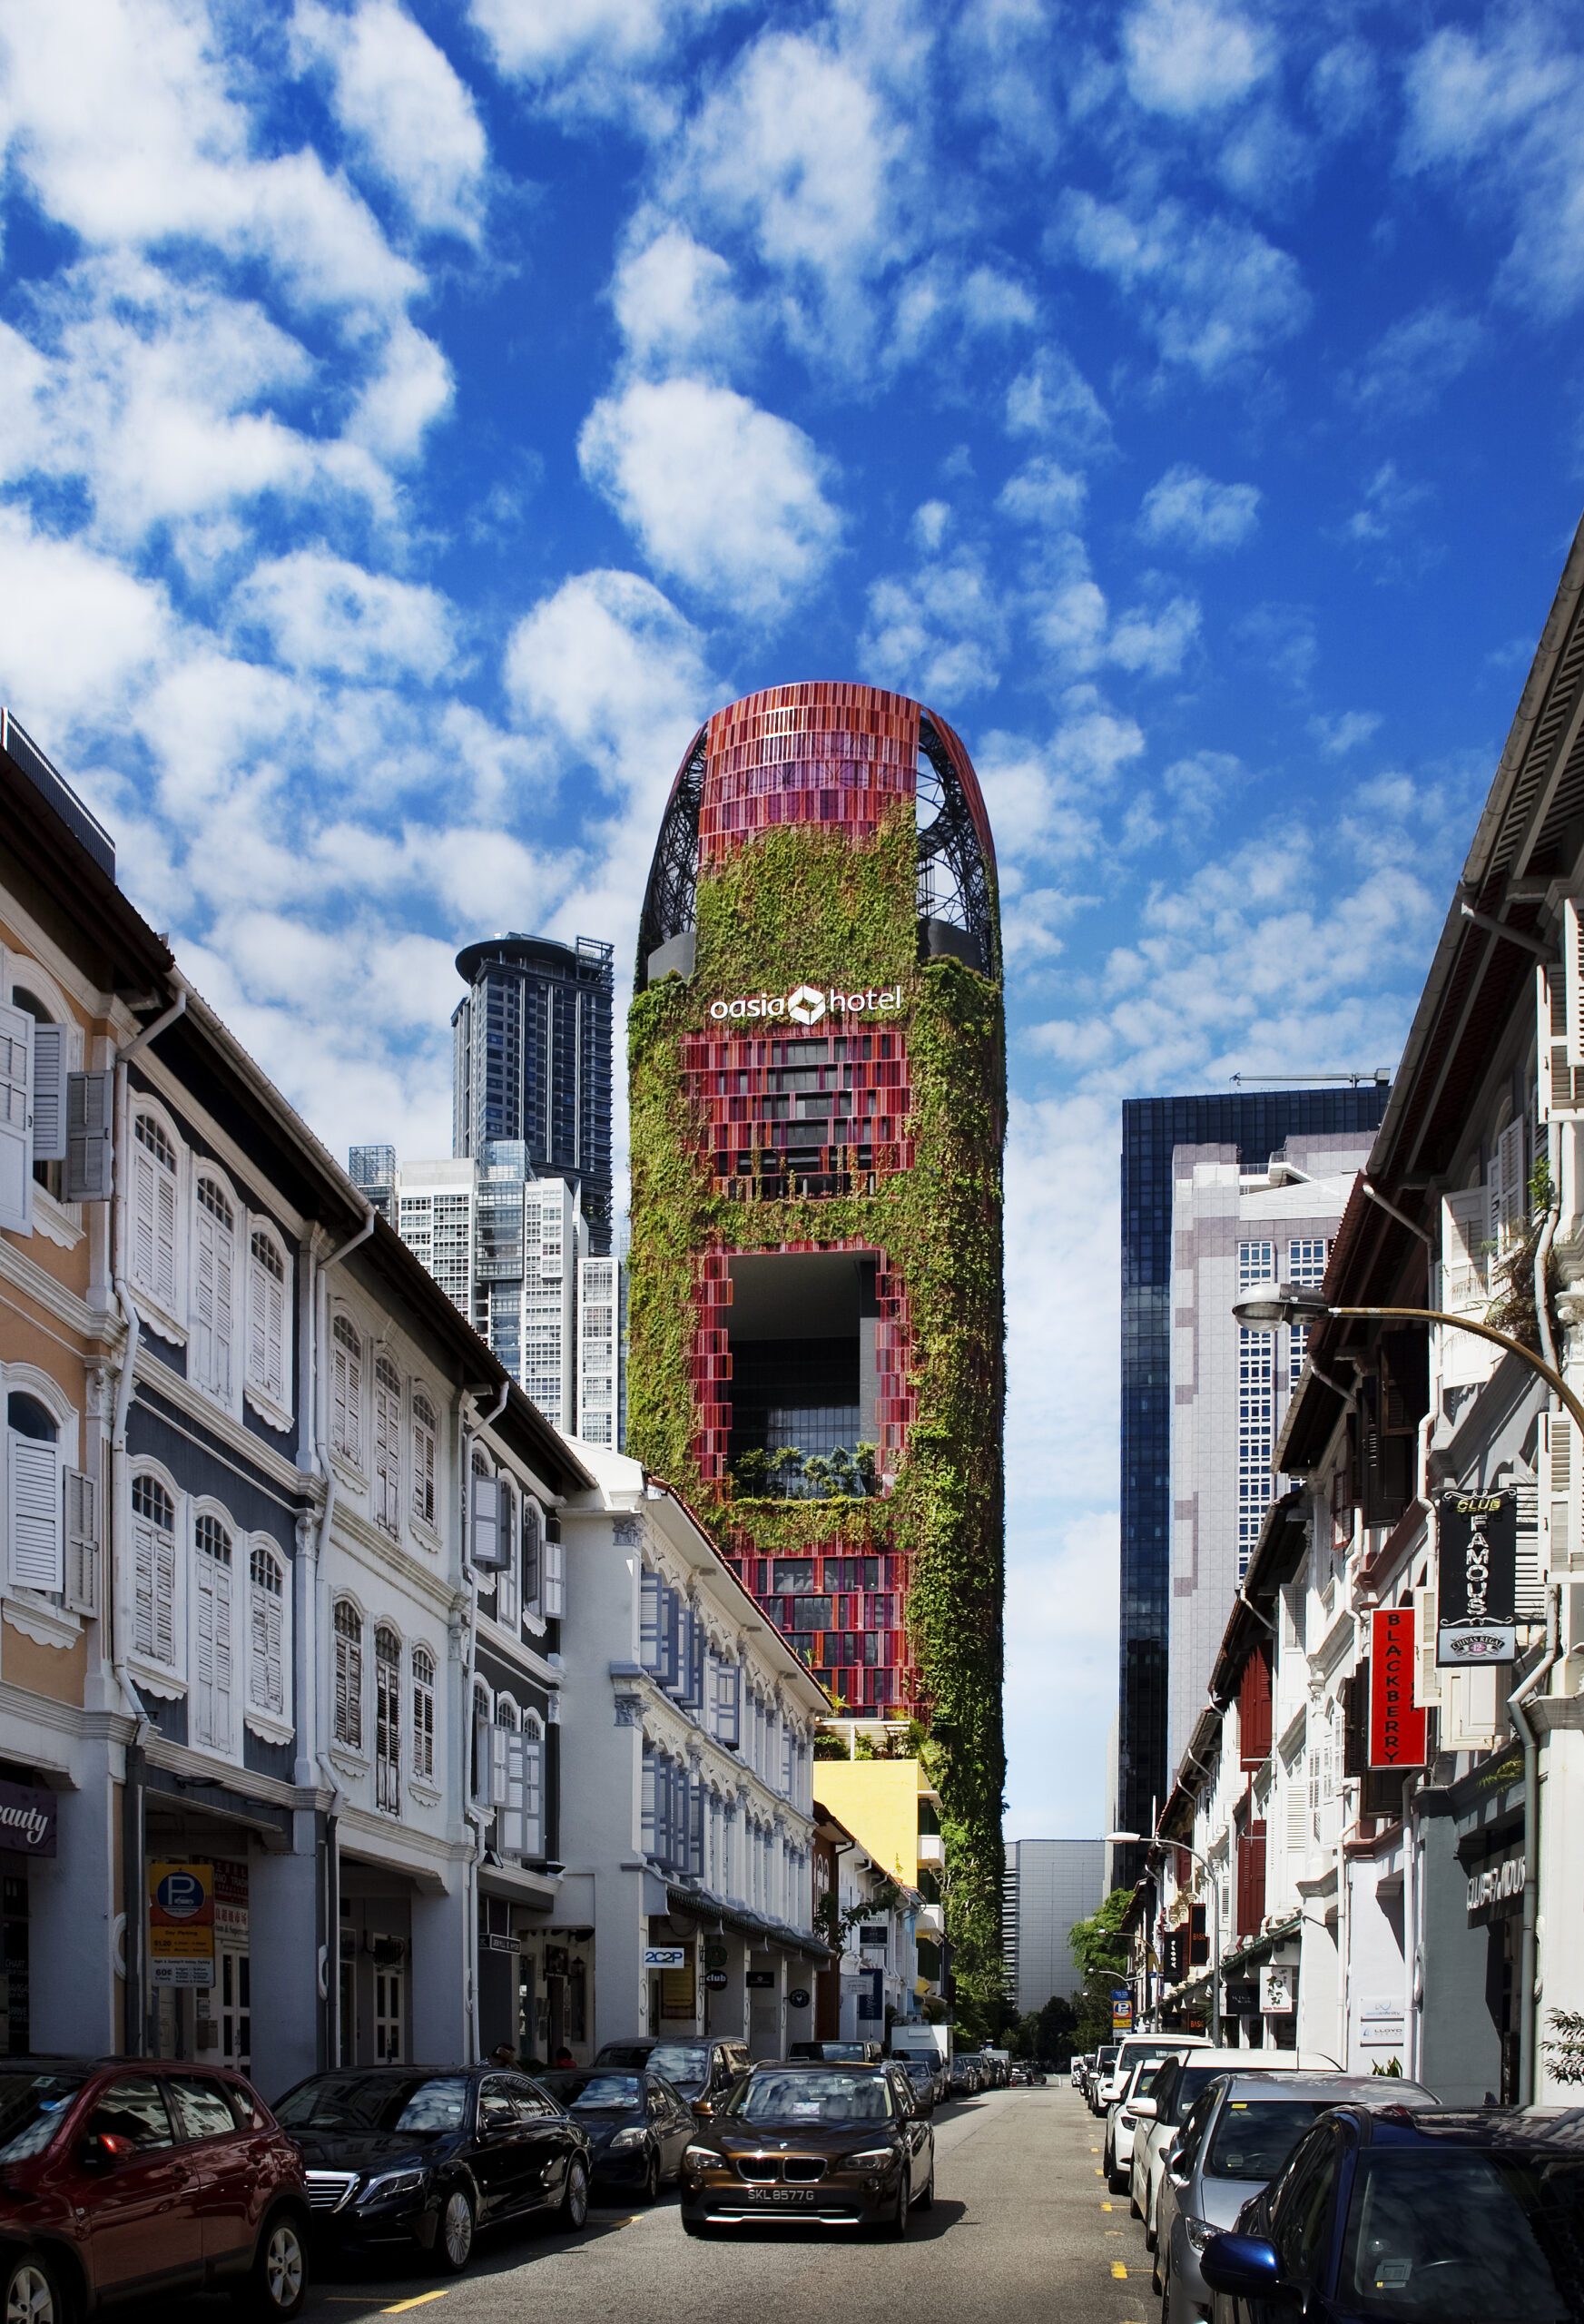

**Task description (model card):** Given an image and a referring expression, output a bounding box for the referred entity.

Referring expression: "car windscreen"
[1205,2098,1339,2181]
[1339,2147,1584,2319]
[539,2073,641,2112]
[641,2045,709,2088]
[728,2071,893,2125]
[1163,2063,1232,2125]
[813,2045,871,2062]
[0,2072,88,2162]
[274,2075,469,2134]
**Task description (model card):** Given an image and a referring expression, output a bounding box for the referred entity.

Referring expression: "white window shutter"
[471,1471,502,1568]
[640,1569,660,1669]
[193,1550,232,1749]
[6,1432,61,1591]
[1412,1585,1441,1709]
[64,1072,113,1202]
[474,1711,495,1805]
[30,1024,65,1164]
[1284,1769,1308,1855]
[194,1207,217,1391]
[0,1003,33,1235]
[500,1731,543,1856]
[1540,1410,1570,1576]
[488,1719,509,1814]
[1567,897,1584,1068]
[1498,1119,1527,1245]
[524,1735,544,1857]
[64,1467,99,1617]
[545,1535,565,1617]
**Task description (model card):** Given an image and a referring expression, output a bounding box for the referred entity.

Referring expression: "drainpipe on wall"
[461,1378,508,2063]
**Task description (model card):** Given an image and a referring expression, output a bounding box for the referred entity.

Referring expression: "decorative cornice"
[0,1235,118,1347]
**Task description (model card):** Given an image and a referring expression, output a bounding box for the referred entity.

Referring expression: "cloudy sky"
[2,0,1580,1836]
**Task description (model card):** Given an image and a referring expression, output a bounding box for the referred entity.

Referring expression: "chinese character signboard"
[148,1862,213,1988]
[1370,1607,1427,1768]
[1260,1965,1296,2014]
[1436,1491,1518,1665]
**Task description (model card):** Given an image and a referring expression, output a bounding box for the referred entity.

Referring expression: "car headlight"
[1184,2217,1214,2254]
[357,2169,426,2207]
[607,2128,648,2152]
[682,2143,717,2168]
[842,2148,896,2172]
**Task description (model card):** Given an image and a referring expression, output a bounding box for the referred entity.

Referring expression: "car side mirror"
[1199,2234,1301,2304]
[1131,2096,1157,2120]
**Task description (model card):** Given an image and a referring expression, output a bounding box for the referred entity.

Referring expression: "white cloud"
[1005,345,1113,456]
[503,568,711,804]
[466,0,724,103]
[1122,0,1274,116]
[861,548,1007,701]
[1138,462,1259,552]
[1308,39,1377,136]
[1310,710,1382,756]
[1060,193,1310,376]
[0,508,172,730]
[997,457,1087,528]
[577,377,841,623]
[230,551,458,684]
[611,223,747,375]
[293,0,488,239]
[1108,593,1201,676]
[1342,302,1485,417]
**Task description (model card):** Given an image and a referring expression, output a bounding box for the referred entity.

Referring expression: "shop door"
[196,1950,251,2073]
[375,1967,403,2062]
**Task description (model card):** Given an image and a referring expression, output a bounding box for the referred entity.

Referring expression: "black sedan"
[275,2066,594,2274]
[593,2037,752,2114]
[679,2062,934,2239]
[539,2069,697,2201]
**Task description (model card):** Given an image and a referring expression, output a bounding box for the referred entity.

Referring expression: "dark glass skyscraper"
[1117,1085,1391,1885]
[452,934,615,1254]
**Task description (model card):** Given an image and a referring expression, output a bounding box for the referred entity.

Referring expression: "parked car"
[899,2060,938,2115]
[0,2057,309,2324]
[1200,2102,1584,2323]
[678,2062,934,2239]
[1156,2072,1438,2317]
[1131,2048,1342,2248]
[1106,2055,1183,2192]
[1101,2031,1207,2114]
[593,2037,752,2116]
[788,2042,885,2064]
[1087,2043,1120,2112]
[948,2055,981,2099]
[538,2070,697,2203]
[274,2065,592,2274]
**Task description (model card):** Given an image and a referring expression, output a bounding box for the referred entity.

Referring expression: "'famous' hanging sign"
[1436,1489,1518,1667]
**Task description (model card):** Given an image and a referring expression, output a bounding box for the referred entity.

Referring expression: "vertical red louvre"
[1239,1643,1274,1769]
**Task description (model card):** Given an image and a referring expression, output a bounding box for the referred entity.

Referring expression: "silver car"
[1155,2069,1438,2321]
[1129,2045,1341,2248]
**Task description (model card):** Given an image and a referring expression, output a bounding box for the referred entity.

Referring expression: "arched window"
[373,1355,401,1536]
[375,1626,401,1812]
[494,1695,518,1730]
[412,1646,436,1780]
[247,1229,288,1408]
[333,1600,363,1748]
[248,1543,285,1717]
[192,1513,233,1750]
[131,1473,176,1665]
[330,1315,361,1467]
[497,1703,543,1862]
[192,1176,235,1402]
[5,1390,61,1594]
[131,1111,178,1310]
[411,1393,437,1529]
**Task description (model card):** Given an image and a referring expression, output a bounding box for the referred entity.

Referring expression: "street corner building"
[625,681,1008,2004]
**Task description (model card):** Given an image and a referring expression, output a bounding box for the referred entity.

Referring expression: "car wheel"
[1151,2241,1163,2299]
[433,2187,475,2275]
[915,2162,934,2213]
[559,2157,590,2230]
[1129,2188,1142,2220]
[640,2152,660,2206]
[881,2170,910,2240]
[680,2216,714,2240]
[3,2251,64,2324]
[239,2213,307,2323]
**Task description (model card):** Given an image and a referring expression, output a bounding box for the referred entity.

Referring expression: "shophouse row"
[1123,510,1584,2107]
[0,714,956,2094]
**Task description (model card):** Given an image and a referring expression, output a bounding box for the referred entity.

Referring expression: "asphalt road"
[246,2084,1157,2324]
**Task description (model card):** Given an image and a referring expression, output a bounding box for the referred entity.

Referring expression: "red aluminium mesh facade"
[722,1531,920,1715]
[699,683,920,865]
[680,1023,915,1189]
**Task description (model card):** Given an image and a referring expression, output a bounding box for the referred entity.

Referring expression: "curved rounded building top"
[637,681,1000,990]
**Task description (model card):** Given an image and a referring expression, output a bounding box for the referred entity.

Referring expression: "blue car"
[1201,2102,1584,2322]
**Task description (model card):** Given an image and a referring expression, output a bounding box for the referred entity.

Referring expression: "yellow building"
[812,1757,942,1889]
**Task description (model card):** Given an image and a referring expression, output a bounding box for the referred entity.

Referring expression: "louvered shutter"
[524,1734,544,1857]
[193,1548,232,1750]
[1498,1119,1527,1246]
[6,1432,60,1590]
[544,1535,565,1617]
[193,1205,219,1392]
[1441,1190,1488,1311]
[64,1071,113,1202]
[133,1514,158,1656]
[489,1721,509,1817]
[30,1023,65,1164]
[1540,1409,1578,1576]
[64,1467,99,1616]
[0,1003,32,1234]
[1442,1667,1499,1750]
[1284,1765,1308,1854]
[153,1520,175,1663]
[1567,898,1584,1068]
[250,1581,283,1714]
[640,1570,661,1669]
[714,1659,740,1748]
[1412,1586,1441,1708]
[1516,1484,1544,1618]
[471,1470,502,1567]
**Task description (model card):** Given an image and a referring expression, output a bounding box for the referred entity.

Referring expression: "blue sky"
[2,0,1582,1837]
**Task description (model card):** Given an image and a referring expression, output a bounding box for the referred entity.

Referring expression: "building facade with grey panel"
[1002,1839,1107,2015]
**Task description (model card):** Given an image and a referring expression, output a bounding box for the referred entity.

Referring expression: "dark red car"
[0,2058,309,2324]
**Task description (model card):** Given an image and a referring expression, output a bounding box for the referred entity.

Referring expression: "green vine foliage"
[627,807,1007,2018]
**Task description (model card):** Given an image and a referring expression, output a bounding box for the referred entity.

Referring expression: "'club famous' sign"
[708,981,905,1027]
[1436,1488,1519,1666]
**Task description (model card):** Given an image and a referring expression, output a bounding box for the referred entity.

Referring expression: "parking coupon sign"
[148,1861,214,1987]
[1111,1985,1133,2032]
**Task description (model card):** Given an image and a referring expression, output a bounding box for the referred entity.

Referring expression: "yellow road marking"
[1101,2201,1114,2211]
[1111,2261,1128,2280]
[1094,2167,1104,2175]
[385,2295,452,2314]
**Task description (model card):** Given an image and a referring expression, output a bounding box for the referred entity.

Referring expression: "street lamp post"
[1107,1830,1221,2044]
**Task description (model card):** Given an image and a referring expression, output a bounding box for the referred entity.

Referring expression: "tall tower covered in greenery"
[627,681,1007,2016]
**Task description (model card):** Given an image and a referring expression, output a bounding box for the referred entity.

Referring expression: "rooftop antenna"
[1228,1068,1391,1088]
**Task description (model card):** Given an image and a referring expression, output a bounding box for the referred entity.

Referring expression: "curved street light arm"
[1329,1305,1584,1439]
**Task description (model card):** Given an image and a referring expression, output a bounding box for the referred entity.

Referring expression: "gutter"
[459,1378,507,2063]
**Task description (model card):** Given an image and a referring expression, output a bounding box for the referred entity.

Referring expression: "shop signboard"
[703,1970,728,1991]
[1111,1985,1133,2033]
[1436,1491,1518,1665]
[1260,1965,1296,2015]
[149,1862,213,1987]
[788,1988,811,2009]
[213,1858,249,1946]
[0,1781,55,1857]
[1358,1994,1405,2050]
[1224,1981,1258,2016]
[745,1969,775,1990]
[703,1942,729,1970]
[1467,1847,1526,1925]
[642,1946,685,1968]
[1370,1608,1428,1768]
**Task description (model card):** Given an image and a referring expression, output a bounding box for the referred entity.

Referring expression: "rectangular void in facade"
[1116,1085,1391,1886]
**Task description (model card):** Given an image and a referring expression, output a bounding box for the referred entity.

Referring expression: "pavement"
[192,2085,1160,2324]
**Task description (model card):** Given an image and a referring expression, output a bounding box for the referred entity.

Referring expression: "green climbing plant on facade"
[627,806,1008,2020]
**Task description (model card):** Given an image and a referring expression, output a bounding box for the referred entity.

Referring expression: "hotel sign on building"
[707,982,907,1025]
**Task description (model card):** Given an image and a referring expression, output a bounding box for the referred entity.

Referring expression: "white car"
[1105,2057,1171,2191]
[1128,2046,1341,2248]
[1100,2031,1205,2113]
